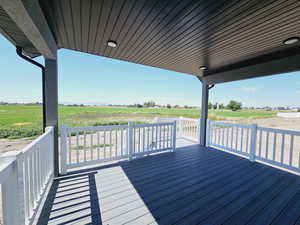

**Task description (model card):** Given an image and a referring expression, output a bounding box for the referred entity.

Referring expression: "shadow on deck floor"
[37,144,300,225]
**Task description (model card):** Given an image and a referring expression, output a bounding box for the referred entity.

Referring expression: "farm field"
[0,104,300,155]
[0,104,277,139]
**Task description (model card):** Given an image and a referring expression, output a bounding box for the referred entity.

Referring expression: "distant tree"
[227,100,242,111]
[167,104,172,109]
[136,104,143,108]
[213,103,218,110]
[143,101,156,108]
[219,103,225,109]
[208,102,213,109]
[174,105,180,108]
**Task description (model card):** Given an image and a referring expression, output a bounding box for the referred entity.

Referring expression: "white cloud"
[296,90,300,94]
[242,87,257,93]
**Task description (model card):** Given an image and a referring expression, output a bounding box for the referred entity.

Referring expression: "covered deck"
[1,0,300,224]
[36,144,300,225]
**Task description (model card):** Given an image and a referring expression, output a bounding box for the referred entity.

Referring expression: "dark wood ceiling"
[38,0,300,76]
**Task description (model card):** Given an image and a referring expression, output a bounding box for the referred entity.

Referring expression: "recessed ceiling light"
[107,40,117,48]
[199,66,207,71]
[283,37,300,45]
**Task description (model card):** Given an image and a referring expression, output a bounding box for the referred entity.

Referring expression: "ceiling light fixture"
[199,66,207,71]
[107,40,117,48]
[283,37,300,45]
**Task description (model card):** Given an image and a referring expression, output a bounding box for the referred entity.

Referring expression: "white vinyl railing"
[0,127,54,225]
[207,121,253,158]
[60,122,176,173]
[207,120,300,173]
[154,117,200,142]
[178,117,200,142]
[255,126,300,172]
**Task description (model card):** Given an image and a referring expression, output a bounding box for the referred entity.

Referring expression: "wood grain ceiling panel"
[35,0,300,77]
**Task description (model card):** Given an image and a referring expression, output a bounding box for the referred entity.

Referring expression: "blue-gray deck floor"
[37,144,300,225]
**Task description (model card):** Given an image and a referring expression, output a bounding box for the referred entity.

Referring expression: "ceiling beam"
[0,0,57,59]
[202,49,300,85]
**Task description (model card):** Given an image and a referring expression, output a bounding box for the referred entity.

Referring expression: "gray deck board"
[37,144,300,225]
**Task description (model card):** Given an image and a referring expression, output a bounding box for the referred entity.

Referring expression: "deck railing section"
[207,120,300,173]
[0,127,54,225]
[255,126,300,172]
[178,117,200,142]
[131,122,176,156]
[61,121,176,173]
[207,121,252,158]
[154,117,200,142]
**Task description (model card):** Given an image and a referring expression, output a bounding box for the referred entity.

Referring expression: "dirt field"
[251,117,300,131]
[0,138,33,154]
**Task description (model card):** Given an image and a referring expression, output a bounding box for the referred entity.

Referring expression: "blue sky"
[0,34,299,107]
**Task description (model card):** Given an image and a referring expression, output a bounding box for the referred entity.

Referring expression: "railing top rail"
[21,126,54,155]
[179,117,199,122]
[210,120,300,135]
[209,121,252,129]
[65,122,175,132]
[155,117,179,121]
[257,126,300,136]
[134,122,174,128]
[66,124,128,132]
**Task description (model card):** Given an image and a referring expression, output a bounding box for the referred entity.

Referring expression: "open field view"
[1,104,299,153]
[0,104,277,137]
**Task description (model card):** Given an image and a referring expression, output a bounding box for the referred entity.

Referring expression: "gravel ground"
[0,138,33,154]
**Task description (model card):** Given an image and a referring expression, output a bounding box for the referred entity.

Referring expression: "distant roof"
[1,0,300,84]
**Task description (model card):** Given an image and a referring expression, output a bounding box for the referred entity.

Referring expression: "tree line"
[209,100,242,111]
[129,100,242,111]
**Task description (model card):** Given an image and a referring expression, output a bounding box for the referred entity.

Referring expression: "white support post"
[128,122,134,161]
[179,116,183,138]
[249,124,258,162]
[60,125,68,175]
[2,160,20,225]
[197,118,201,144]
[172,120,177,152]
[206,119,211,146]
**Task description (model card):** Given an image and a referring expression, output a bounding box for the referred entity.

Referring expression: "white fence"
[178,117,200,142]
[207,120,300,173]
[0,127,54,225]
[155,117,200,142]
[60,121,176,173]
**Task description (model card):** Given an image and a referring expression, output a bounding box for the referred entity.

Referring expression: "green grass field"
[0,105,276,139]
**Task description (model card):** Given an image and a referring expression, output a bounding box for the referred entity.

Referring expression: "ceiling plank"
[0,0,57,59]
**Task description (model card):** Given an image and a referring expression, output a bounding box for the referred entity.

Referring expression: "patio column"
[200,81,209,146]
[44,54,59,177]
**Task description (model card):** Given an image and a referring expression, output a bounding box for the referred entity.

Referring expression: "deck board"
[37,144,300,225]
